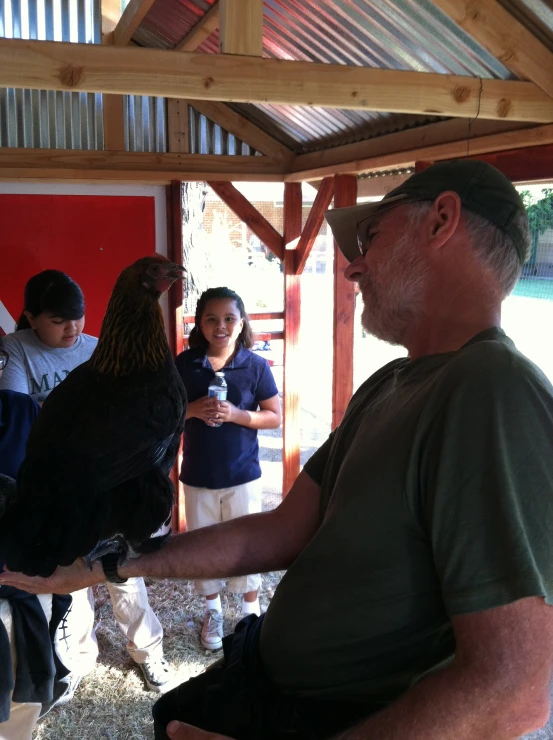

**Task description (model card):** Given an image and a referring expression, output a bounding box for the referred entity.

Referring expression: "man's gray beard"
[359,233,428,346]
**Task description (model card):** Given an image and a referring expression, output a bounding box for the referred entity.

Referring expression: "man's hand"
[166,721,234,739]
[0,557,103,594]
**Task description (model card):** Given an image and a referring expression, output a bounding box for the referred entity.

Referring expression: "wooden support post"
[101,0,125,151]
[208,181,284,260]
[103,94,126,151]
[294,176,335,274]
[414,160,433,173]
[283,182,302,496]
[219,0,263,56]
[332,175,357,430]
[166,181,186,532]
[167,99,190,153]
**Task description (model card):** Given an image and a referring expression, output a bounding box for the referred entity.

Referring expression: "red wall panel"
[0,194,156,337]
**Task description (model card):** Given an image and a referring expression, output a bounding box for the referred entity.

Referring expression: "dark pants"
[153,614,370,740]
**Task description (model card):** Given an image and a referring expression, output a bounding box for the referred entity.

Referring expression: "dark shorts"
[152,614,370,740]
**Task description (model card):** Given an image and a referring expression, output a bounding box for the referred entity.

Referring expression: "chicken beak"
[166,264,186,280]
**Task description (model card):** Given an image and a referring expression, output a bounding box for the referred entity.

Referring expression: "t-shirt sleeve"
[421,353,553,616]
[0,338,29,395]
[303,433,335,485]
[255,359,279,403]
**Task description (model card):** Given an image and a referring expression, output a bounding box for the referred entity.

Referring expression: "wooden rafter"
[174,3,220,52]
[188,100,294,164]
[2,39,553,122]
[219,0,263,56]
[293,177,335,275]
[433,0,553,100]
[0,149,286,183]
[113,0,156,46]
[207,181,284,259]
[287,121,553,180]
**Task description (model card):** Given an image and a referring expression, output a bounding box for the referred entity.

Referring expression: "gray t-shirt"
[0,329,98,403]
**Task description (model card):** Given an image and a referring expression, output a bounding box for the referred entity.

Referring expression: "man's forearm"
[333,663,547,740]
[121,510,292,582]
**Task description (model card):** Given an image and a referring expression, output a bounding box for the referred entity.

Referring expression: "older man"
[2,160,553,740]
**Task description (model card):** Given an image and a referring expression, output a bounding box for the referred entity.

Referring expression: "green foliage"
[520,188,553,235]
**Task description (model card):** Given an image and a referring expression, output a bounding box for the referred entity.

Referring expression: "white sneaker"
[138,656,174,694]
[201,609,223,650]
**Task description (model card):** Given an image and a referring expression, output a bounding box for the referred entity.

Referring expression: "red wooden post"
[283,182,302,496]
[414,160,434,173]
[166,181,186,532]
[332,175,357,430]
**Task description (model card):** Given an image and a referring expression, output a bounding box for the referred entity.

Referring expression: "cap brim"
[325,193,411,263]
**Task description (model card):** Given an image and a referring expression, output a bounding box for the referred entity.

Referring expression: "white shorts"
[184,479,262,595]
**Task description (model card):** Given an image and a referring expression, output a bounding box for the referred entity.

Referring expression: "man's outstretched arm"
[0,470,321,594]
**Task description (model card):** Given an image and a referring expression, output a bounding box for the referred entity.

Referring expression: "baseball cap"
[325,159,528,264]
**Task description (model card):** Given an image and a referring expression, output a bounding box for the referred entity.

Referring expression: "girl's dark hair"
[16,270,85,331]
[188,287,253,351]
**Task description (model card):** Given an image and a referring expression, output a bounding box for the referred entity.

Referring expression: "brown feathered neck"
[89,274,170,378]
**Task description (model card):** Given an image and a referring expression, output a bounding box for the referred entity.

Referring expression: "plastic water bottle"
[208,371,227,427]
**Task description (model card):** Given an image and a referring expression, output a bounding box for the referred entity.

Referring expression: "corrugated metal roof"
[0,0,168,152]
[136,0,520,152]
[189,105,263,155]
[0,0,103,149]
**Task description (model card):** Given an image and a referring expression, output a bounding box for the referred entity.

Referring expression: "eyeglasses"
[356,196,430,256]
[0,351,8,370]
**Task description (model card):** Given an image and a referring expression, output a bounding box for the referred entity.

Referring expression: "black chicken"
[0,256,187,577]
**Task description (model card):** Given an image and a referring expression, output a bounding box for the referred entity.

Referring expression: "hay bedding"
[33,571,283,740]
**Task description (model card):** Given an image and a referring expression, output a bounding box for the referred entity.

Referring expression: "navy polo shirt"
[175,347,278,489]
[0,390,39,479]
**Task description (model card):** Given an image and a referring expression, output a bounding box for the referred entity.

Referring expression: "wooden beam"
[2,40,553,122]
[332,175,357,430]
[433,0,553,100]
[113,0,156,46]
[357,172,411,198]
[207,181,284,259]
[466,143,553,183]
[167,99,190,153]
[174,3,220,52]
[287,120,553,180]
[188,100,294,164]
[294,177,335,274]
[283,182,302,496]
[219,0,263,56]
[0,148,286,183]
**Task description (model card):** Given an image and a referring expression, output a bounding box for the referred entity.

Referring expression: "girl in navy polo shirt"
[175,287,281,651]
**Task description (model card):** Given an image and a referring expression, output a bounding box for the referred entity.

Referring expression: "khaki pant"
[184,480,262,596]
[0,594,52,740]
[58,577,164,678]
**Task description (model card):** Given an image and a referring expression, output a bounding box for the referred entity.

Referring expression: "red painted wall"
[0,194,156,337]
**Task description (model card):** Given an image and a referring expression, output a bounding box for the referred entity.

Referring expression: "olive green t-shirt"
[259,328,553,710]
